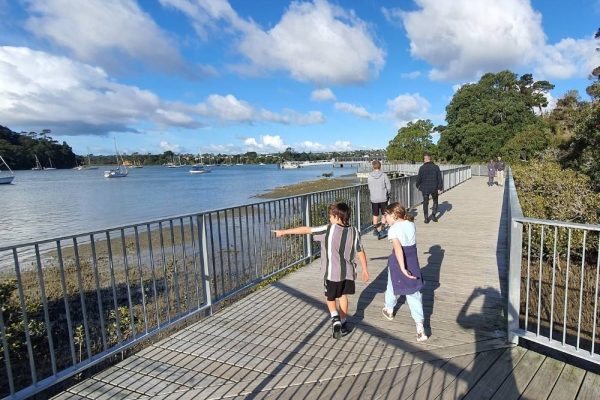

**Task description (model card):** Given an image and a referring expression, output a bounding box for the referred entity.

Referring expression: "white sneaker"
[382,308,394,321]
[416,322,428,342]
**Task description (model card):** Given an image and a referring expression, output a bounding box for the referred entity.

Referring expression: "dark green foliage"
[559,104,600,191]
[438,70,553,163]
[0,125,77,169]
[386,119,435,162]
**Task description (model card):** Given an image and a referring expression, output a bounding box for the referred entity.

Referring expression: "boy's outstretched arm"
[273,226,312,237]
[357,250,369,282]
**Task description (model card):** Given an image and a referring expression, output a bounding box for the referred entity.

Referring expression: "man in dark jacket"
[416,153,443,223]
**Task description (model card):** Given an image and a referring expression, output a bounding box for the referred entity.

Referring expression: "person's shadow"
[436,201,453,220]
[421,245,444,337]
[457,286,520,398]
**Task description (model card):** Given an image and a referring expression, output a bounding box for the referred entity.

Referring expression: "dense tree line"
[0,125,385,170]
[0,126,77,169]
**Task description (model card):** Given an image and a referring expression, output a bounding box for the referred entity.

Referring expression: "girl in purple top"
[381,202,428,342]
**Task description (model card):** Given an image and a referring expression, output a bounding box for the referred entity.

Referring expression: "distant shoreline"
[255,175,359,199]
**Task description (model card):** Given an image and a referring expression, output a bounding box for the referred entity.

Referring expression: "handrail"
[0,166,471,399]
[507,168,600,364]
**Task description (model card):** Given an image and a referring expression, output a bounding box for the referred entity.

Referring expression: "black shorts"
[371,202,387,216]
[324,279,355,301]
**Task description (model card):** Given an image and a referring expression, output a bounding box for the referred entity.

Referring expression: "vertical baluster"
[179,218,190,313]
[161,221,173,320]
[89,235,107,351]
[105,232,123,344]
[536,226,545,337]
[216,211,225,296]
[56,241,76,365]
[252,205,261,279]
[231,208,239,288]
[550,226,558,341]
[562,229,572,345]
[237,208,246,284]
[34,245,56,374]
[591,233,600,356]
[72,239,92,359]
[208,213,218,299]
[244,206,252,283]
[12,250,37,384]
[133,226,148,333]
[189,215,201,309]
[525,224,532,331]
[576,231,587,350]
[0,296,14,395]
[146,224,160,328]
[120,229,136,339]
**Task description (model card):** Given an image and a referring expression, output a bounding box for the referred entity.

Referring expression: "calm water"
[0,164,357,247]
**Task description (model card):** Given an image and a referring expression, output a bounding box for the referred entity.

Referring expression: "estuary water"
[0,164,356,247]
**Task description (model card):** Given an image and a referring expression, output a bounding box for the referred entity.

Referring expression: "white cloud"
[386,93,430,124]
[159,140,182,153]
[194,94,325,125]
[0,47,323,135]
[334,102,372,119]
[24,0,202,76]
[243,135,288,152]
[163,0,385,85]
[298,140,325,151]
[296,139,353,152]
[0,46,201,134]
[333,140,352,151]
[311,88,336,101]
[535,37,600,80]
[398,0,546,81]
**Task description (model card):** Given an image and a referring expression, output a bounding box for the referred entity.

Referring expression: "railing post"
[303,195,312,259]
[198,214,213,315]
[508,220,523,343]
[507,168,523,344]
[356,186,362,231]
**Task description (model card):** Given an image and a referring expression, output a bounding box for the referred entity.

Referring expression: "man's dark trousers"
[422,191,438,220]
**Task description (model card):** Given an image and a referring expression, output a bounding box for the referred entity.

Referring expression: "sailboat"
[166,155,183,168]
[104,140,128,178]
[75,154,99,170]
[45,157,56,170]
[31,154,43,170]
[0,155,15,184]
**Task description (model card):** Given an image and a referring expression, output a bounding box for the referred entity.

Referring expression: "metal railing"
[507,169,600,365]
[357,162,466,175]
[0,166,470,399]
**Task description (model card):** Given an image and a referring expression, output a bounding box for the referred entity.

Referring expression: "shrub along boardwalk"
[53,177,598,399]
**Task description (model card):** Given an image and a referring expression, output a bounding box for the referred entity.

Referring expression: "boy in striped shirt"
[274,202,369,339]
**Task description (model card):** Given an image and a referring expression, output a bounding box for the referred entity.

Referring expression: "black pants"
[422,191,438,218]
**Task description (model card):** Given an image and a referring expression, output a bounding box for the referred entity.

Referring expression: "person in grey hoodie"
[367,160,391,238]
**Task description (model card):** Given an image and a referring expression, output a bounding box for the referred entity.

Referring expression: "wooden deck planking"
[54,177,598,399]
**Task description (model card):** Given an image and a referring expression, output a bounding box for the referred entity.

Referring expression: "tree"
[386,120,434,162]
[438,70,551,163]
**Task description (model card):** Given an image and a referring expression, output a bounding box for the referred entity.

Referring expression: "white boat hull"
[0,176,14,184]
[104,170,128,178]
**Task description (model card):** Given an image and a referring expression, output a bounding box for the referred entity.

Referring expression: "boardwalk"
[53,177,599,399]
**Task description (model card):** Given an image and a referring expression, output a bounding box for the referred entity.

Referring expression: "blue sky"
[1,0,599,156]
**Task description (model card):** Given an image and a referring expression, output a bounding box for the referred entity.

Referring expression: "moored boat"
[0,155,15,184]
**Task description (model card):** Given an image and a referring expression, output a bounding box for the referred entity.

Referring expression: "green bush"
[512,160,600,224]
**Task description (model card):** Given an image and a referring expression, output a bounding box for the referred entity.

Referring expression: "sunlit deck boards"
[53,177,599,400]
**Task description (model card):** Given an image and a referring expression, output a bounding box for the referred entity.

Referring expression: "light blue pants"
[384,269,425,323]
